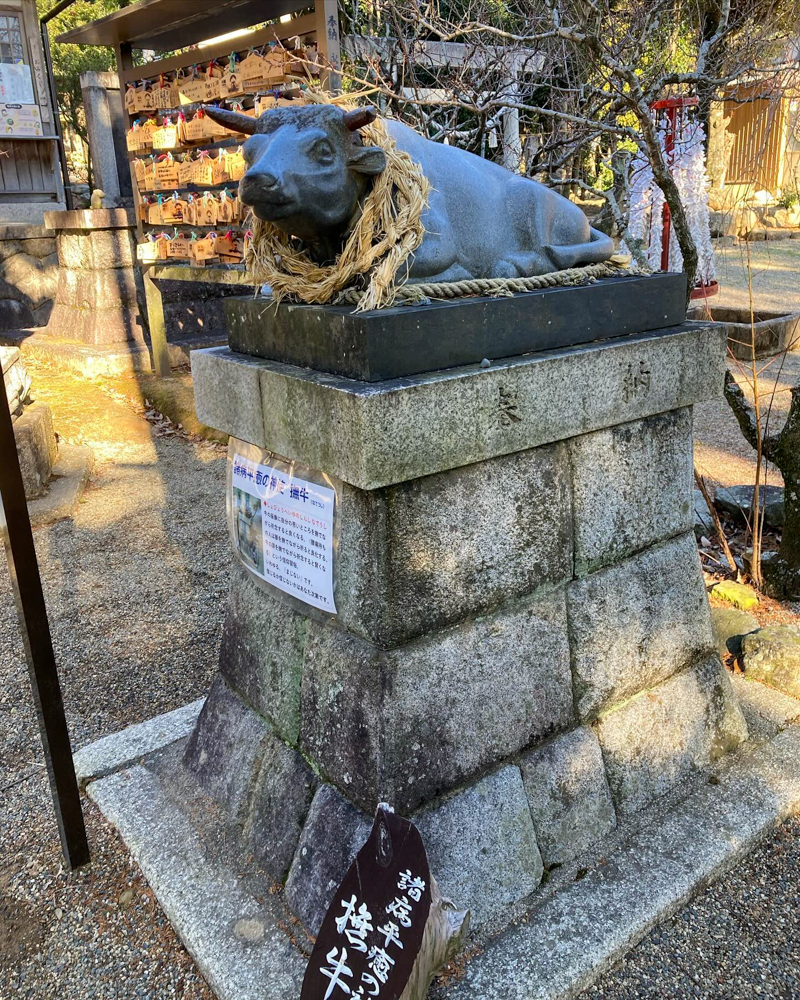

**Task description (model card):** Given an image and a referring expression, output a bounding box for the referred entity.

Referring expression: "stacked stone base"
[184,397,748,935]
[13,401,57,499]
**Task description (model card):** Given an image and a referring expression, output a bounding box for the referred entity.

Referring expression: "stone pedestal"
[44,208,144,348]
[187,321,748,937]
[1,209,150,376]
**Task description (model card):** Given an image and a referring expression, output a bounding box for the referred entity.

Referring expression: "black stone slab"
[226,271,688,382]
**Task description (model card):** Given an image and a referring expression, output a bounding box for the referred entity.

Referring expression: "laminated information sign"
[231,453,336,613]
[0,103,42,137]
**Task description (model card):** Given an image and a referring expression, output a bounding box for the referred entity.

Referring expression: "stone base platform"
[185,319,756,940]
[0,328,152,378]
[0,328,226,377]
[78,679,800,1000]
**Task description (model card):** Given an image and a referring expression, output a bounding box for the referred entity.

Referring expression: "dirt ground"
[1,362,224,999]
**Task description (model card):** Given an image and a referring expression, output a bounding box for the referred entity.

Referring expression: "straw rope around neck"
[245,91,432,313]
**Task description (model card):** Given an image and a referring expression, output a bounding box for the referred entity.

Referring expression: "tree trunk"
[399,876,469,1000]
[770,385,800,595]
[725,376,800,599]
[637,107,699,296]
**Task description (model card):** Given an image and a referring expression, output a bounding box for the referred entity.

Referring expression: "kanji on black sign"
[301,807,431,1000]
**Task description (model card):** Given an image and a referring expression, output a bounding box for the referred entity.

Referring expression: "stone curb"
[87,764,306,1000]
[28,443,94,528]
[435,723,800,999]
[85,719,800,1000]
[74,698,204,788]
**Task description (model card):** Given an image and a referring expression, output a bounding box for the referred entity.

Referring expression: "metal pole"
[40,22,74,212]
[0,374,89,871]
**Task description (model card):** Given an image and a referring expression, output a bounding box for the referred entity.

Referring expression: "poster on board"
[0,103,42,137]
[0,63,35,105]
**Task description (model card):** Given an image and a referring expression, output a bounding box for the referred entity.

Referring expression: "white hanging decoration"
[623,113,715,285]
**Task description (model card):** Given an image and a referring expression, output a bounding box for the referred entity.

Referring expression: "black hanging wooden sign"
[301,806,432,1000]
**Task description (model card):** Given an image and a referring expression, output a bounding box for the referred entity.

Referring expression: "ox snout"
[239,168,294,213]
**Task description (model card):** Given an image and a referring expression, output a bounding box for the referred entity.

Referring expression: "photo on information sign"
[232,487,264,576]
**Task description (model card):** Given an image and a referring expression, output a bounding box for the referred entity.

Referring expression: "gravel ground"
[1,365,227,998]
[583,818,800,999]
[586,239,800,998]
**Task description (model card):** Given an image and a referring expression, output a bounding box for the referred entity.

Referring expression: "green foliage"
[778,191,799,210]
[592,161,614,191]
[36,0,119,141]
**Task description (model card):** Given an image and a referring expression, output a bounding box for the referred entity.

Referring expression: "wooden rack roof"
[56,0,311,52]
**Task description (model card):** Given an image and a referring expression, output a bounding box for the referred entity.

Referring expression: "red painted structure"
[651,95,718,299]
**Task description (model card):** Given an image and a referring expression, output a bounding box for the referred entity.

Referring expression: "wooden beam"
[316,0,341,92]
[118,14,317,86]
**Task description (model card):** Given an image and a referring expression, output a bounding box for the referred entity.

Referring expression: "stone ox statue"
[205,103,614,282]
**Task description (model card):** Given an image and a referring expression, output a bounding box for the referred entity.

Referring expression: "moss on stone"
[711,580,760,611]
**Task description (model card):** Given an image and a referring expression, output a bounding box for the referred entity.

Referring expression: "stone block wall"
[0,225,58,331]
[185,404,748,934]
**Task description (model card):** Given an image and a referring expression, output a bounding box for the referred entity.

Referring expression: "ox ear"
[343,106,378,131]
[203,105,260,136]
[349,144,386,176]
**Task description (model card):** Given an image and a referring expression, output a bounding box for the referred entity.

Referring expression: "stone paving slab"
[73,698,204,787]
[88,765,305,1000]
[28,443,94,528]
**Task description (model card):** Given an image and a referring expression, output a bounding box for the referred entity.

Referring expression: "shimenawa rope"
[245,92,431,312]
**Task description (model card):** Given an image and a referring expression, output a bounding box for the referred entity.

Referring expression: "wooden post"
[315,0,341,92]
[0,373,89,872]
[399,877,469,1000]
[143,266,170,377]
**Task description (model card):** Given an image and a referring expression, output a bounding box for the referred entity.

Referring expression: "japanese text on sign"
[231,453,337,613]
[301,808,432,1000]
[320,869,427,998]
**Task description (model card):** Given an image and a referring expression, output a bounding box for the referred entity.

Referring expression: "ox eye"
[311,139,334,163]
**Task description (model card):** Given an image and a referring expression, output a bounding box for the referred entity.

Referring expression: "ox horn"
[202,105,260,136]
[343,106,378,131]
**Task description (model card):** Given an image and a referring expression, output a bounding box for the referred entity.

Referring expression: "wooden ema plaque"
[301,808,431,1000]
